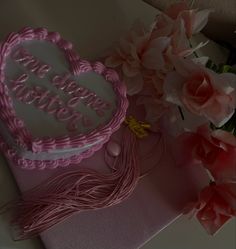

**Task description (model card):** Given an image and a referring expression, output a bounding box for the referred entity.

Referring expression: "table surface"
[0,1,235,249]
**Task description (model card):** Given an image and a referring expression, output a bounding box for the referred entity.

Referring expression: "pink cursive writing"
[10,74,93,132]
[51,73,111,117]
[12,47,51,78]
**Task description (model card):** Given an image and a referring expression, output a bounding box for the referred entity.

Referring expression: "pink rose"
[177,125,236,182]
[151,1,212,39]
[164,1,212,38]
[151,12,174,38]
[177,127,220,168]
[105,21,148,95]
[150,2,212,57]
[181,125,236,234]
[206,129,236,181]
[151,14,192,58]
[150,3,211,62]
[105,3,212,96]
[105,21,171,95]
[184,182,236,235]
[164,57,236,126]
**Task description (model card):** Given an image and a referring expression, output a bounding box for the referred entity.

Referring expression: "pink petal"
[130,19,147,37]
[134,35,149,56]
[192,56,209,66]
[196,183,235,235]
[124,74,143,95]
[180,107,209,131]
[169,56,201,78]
[151,76,165,96]
[197,206,231,235]
[175,132,202,166]
[193,9,212,34]
[142,37,170,70]
[151,14,174,38]
[136,96,167,123]
[148,36,171,51]
[105,55,123,68]
[210,72,236,95]
[203,97,235,127]
[142,48,165,70]
[212,130,236,147]
[205,148,236,181]
[119,37,132,54]
[208,149,236,181]
[130,45,140,61]
[163,71,184,105]
[218,183,236,210]
[221,73,236,91]
[179,10,195,38]
[164,2,189,19]
[192,127,236,182]
[122,61,139,77]
[171,18,190,55]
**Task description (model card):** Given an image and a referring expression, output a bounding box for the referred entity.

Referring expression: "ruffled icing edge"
[0,129,117,170]
[0,27,128,169]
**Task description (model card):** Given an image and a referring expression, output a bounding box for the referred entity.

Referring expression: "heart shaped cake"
[0,27,128,169]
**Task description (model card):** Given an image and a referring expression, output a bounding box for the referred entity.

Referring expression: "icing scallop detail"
[46,31,61,43]
[67,50,80,61]
[0,132,115,169]
[19,27,35,40]
[34,28,48,40]
[57,39,73,50]
[76,59,93,74]
[92,61,106,74]
[103,68,120,82]
[66,50,80,75]
[4,32,20,47]
[0,27,128,169]
[0,43,10,57]
[47,160,59,169]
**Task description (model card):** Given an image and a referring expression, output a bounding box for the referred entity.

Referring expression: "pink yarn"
[11,127,140,239]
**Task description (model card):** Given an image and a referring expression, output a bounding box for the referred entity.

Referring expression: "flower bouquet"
[105,1,236,235]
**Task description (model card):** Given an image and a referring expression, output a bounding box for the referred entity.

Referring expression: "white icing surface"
[4,40,117,138]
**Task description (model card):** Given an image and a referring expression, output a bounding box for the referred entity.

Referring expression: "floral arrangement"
[105,1,236,235]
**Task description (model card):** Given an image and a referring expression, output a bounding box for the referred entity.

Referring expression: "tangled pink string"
[11,127,141,239]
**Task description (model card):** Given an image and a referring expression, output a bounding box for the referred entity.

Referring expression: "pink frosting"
[10,74,93,132]
[0,27,128,169]
[51,73,111,116]
[0,132,109,170]
[12,47,51,78]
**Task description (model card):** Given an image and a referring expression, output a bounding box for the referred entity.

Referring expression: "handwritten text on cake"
[9,47,111,132]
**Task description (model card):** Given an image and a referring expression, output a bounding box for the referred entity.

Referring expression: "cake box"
[0,27,128,170]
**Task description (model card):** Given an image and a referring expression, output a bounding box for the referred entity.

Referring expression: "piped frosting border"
[0,27,128,169]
